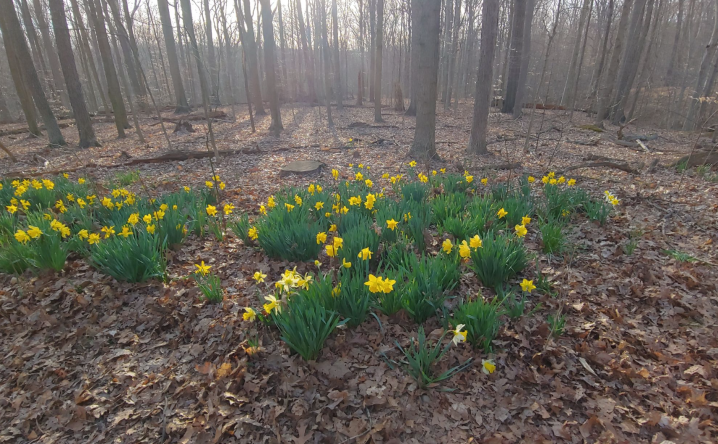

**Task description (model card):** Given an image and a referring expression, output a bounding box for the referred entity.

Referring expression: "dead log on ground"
[672,151,718,168]
[559,161,640,175]
[0,140,17,163]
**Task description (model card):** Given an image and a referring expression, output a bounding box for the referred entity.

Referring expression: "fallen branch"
[559,161,640,175]
[0,140,17,163]
[0,117,111,137]
[671,150,718,168]
[149,110,227,125]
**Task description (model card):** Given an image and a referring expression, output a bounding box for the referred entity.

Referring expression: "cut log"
[279,160,323,176]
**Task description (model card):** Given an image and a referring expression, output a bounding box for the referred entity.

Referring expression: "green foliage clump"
[195,273,223,303]
[539,219,565,254]
[396,326,472,388]
[451,296,502,352]
[272,293,344,361]
[257,204,323,261]
[432,192,467,224]
[90,231,166,282]
[469,231,527,289]
[335,270,373,327]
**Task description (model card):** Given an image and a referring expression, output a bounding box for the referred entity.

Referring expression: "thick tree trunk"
[513,0,533,118]
[203,0,219,103]
[405,0,417,115]
[562,0,591,108]
[19,0,51,95]
[502,0,527,114]
[332,0,342,109]
[2,34,40,134]
[0,0,65,146]
[369,0,376,101]
[31,0,70,108]
[611,0,649,124]
[588,0,614,112]
[234,0,255,130]
[441,0,453,102]
[0,67,12,123]
[48,0,99,148]
[85,0,129,137]
[358,0,365,105]
[666,0,685,86]
[260,0,283,134]
[106,0,147,110]
[595,0,633,126]
[444,0,460,109]
[683,0,718,130]
[374,0,385,122]
[319,0,334,126]
[180,0,217,155]
[409,0,441,159]
[158,0,190,113]
[242,0,266,114]
[468,0,500,154]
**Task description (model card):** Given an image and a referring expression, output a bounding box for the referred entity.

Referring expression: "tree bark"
[374,0,385,122]
[2,32,40,135]
[369,0,376,101]
[106,0,147,110]
[409,0,441,159]
[358,0,365,105]
[611,0,649,124]
[595,0,633,126]
[234,0,255,131]
[332,0,342,109]
[513,0,533,118]
[683,0,718,130]
[19,0,51,95]
[242,0,266,114]
[48,0,99,148]
[260,0,283,134]
[502,0,527,114]
[31,0,70,108]
[468,0,500,154]
[158,0,190,113]
[666,0,684,86]
[562,0,591,108]
[0,0,65,146]
[203,0,219,102]
[85,0,129,137]
[588,0,614,112]
[405,0,417,115]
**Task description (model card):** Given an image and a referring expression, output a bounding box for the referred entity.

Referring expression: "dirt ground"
[0,103,717,443]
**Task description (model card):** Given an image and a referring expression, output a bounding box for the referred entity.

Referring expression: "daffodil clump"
[0,174,230,281]
[192,261,223,303]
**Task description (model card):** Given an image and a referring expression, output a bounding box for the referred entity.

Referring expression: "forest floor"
[0,103,717,443]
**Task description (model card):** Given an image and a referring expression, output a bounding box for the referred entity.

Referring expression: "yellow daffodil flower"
[520,279,536,293]
[248,227,258,240]
[316,232,327,244]
[497,208,508,219]
[195,261,211,275]
[206,205,217,216]
[358,247,372,261]
[470,235,482,249]
[452,324,467,345]
[515,224,527,237]
[482,359,496,374]
[459,241,471,258]
[386,219,398,230]
[243,307,257,322]
[253,271,267,283]
[522,216,531,225]
[442,238,453,254]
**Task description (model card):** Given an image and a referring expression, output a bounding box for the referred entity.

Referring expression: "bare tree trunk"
[295,0,315,102]
[277,0,289,99]
[358,0,365,105]
[19,0,51,95]
[158,0,190,113]
[180,0,218,156]
[202,0,219,103]
[666,0,685,86]
[330,0,341,109]
[562,0,591,108]
[588,0,614,113]
[595,0,633,126]
[569,0,593,120]
[2,30,40,134]
[0,63,12,122]
[611,0,650,124]
[242,0,266,114]
[374,0,385,122]
[523,0,561,152]
[409,0,441,159]
[260,0,283,134]
[31,0,70,108]
[468,0,500,154]
[502,0,527,114]
[71,0,109,116]
[684,0,718,130]
[405,0,417,115]
[0,0,65,146]
[369,0,376,101]
[444,0,460,109]
[234,0,255,131]
[319,0,334,126]
[106,0,148,110]
[48,0,99,148]
[513,0,534,118]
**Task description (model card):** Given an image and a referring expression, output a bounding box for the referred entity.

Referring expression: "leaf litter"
[0,104,717,442]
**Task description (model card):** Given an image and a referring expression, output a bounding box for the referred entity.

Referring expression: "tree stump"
[280,160,324,177]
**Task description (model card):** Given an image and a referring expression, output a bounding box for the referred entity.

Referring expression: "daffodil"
[497,208,508,219]
[470,235,482,249]
[206,205,217,216]
[146,224,156,234]
[465,175,474,183]
[78,178,86,184]
[520,279,536,293]
[223,203,235,215]
[206,180,214,188]
[315,201,324,210]
[557,176,566,184]
[27,225,43,239]
[342,258,351,268]
[248,227,258,240]
[365,179,373,188]
[432,170,437,176]
[119,226,133,238]
[195,261,211,275]
[459,241,471,258]
[316,232,327,244]
[184,186,191,192]
[386,219,398,230]
[253,271,267,283]
[442,238,453,254]
[542,176,549,184]
[101,226,115,238]
[329,224,337,232]
[15,230,30,244]
[333,237,343,250]
[285,203,295,212]
[294,195,303,206]
[87,233,100,245]
[308,184,316,194]
[332,169,339,180]
[143,214,152,224]
[482,359,496,374]
[259,205,267,215]
[567,178,576,186]
[515,224,527,237]
[364,274,383,293]
[527,176,535,183]
[326,245,336,257]
[6,204,17,214]
[409,160,417,167]
[315,259,322,268]
[267,196,276,208]
[77,229,89,239]
[364,193,376,210]
[418,173,428,183]
[358,247,372,261]
[481,178,488,185]
[355,172,364,181]
[243,307,257,322]
[127,213,139,225]
[451,324,467,345]
[153,210,165,220]
[522,215,531,225]
[264,295,280,314]
[380,277,396,293]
